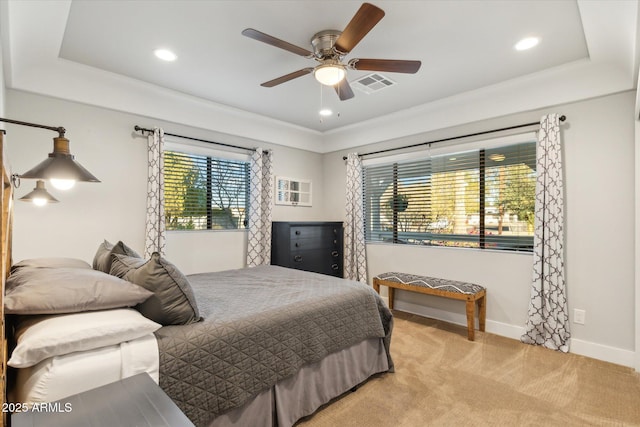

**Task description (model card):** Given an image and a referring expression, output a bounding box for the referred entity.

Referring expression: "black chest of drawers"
[271,221,344,277]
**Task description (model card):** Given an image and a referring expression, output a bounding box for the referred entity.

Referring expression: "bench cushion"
[374,272,485,295]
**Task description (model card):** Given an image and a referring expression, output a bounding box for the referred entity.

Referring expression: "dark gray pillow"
[5,267,153,315]
[93,240,141,273]
[122,253,200,326]
[109,253,147,279]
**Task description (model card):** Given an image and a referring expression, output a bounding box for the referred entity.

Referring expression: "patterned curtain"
[344,153,368,283]
[246,148,273,267]
[521,113,570,352]
[144,127,166,258]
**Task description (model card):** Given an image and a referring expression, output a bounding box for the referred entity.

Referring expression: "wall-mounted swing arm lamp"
[14,178,59,206]
[0,117,100,206]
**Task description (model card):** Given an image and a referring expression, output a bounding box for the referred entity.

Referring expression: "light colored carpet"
[297,311,640,426]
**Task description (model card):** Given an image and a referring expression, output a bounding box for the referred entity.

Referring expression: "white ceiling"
[1,1,639,152]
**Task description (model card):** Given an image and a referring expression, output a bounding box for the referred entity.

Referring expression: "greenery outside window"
[164,150,250,230]
[363,139,536,252]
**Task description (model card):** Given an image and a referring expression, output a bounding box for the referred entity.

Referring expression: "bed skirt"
[209,337,389,427]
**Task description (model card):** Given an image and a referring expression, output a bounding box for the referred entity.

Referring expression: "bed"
[3,243,393,427]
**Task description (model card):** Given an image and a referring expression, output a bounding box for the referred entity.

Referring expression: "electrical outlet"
[574,309,586,325]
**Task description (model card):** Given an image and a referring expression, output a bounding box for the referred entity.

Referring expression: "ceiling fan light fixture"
[314,63,346,86]
[243,3,419,101]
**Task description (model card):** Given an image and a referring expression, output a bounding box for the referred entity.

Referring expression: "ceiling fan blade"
[261,68,314,87]
[349,58,422,73]
[334,3,385,54]
[334,79,355,101]
[242,28,313,57]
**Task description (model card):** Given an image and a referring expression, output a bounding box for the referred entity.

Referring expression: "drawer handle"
[294,255,303,262]
[295,243,300,247]
[295,230,301,235]
[331,263,339,270]
[331,251,339,257]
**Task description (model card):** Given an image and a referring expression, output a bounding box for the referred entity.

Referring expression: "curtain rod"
[342,115,566,160]
[134,125,257,153]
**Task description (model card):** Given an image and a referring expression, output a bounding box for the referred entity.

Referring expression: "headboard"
[0,130,13,427]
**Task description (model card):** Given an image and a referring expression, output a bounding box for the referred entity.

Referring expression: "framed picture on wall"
[275,177,312,206]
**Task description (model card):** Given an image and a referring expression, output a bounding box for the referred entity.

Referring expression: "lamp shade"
[314,64,346,86]
[19,180,59,206]
[19,137,100,184]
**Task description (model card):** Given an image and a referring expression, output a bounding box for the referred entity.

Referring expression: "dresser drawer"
[290,236,340,251]
[291,249,341,276]
[290,226,340,250]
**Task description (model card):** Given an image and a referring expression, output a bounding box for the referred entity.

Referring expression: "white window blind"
[164,150,250,231]
[363,140,537,252]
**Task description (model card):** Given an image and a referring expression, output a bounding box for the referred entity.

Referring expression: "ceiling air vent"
[352,73,396,94]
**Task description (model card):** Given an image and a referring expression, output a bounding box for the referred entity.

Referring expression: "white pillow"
[8,308,162,368]
[15,334,159,403]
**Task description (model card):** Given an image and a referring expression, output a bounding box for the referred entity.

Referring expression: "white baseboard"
[392,300,636,369]
[570,339,636,368]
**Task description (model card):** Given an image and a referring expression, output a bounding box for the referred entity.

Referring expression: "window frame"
[362,132,537,253]
[163,139,251,232]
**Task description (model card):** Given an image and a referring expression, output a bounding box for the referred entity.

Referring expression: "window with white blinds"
[164,150,250,230]
[363,140,537,252]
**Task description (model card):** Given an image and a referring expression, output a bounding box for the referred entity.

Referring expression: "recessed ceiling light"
[515,37,540,51]
[489,153,506,162]
[154,48,177,62]
[319,109,333,117]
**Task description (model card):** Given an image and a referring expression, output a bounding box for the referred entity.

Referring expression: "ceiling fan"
[242,2,421,101]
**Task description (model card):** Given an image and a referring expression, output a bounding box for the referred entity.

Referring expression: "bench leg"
[465,299,475,341]
[478,295,486,332]
[373,280,395,310]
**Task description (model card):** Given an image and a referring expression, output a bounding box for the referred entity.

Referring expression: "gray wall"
[635,118,640,372]
[322,91,636,366]
[6,90,326,274]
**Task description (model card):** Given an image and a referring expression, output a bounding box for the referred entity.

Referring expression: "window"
[363,139,536,252]
[164,150,250,230]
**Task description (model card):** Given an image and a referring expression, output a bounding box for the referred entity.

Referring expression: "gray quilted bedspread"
[154,265,393,426]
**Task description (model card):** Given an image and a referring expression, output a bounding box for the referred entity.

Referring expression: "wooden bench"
[373,272,486,341]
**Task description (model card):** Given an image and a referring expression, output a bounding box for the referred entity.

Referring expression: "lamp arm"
[0,117,65,137]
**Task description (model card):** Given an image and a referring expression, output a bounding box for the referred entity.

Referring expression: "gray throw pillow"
[122,252,200,325]
[5,267,153,315]
[93,239,141,273]
[110,253,147,279]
